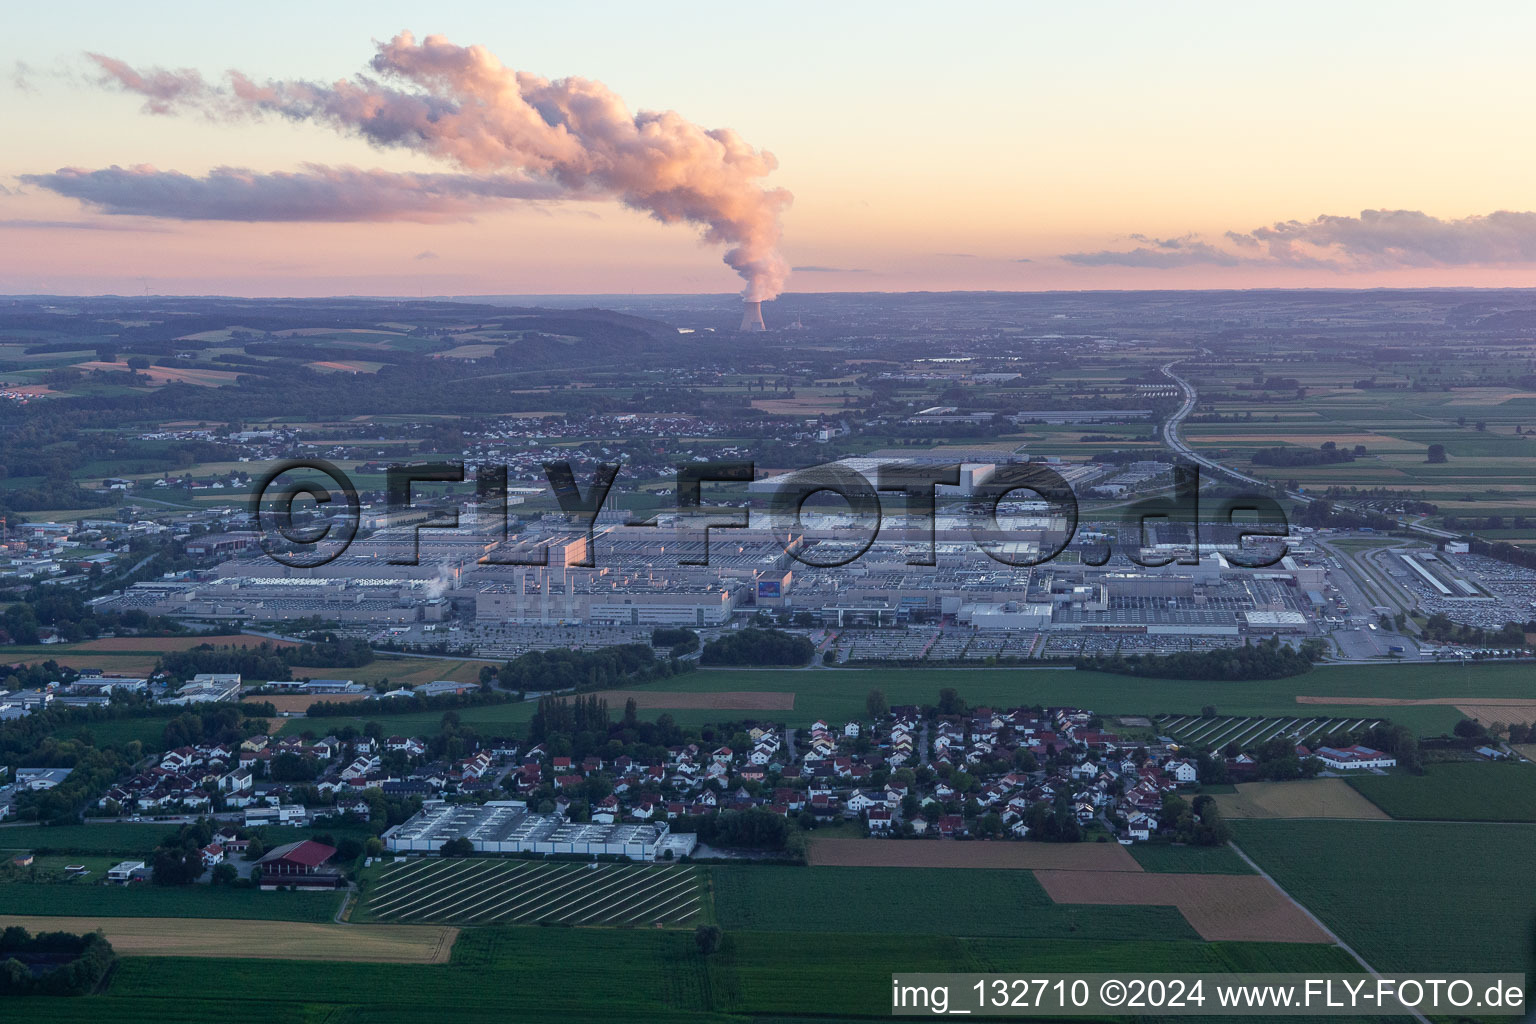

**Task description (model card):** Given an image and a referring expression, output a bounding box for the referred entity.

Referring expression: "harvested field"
[0,915,457,963]
[587,689,796,710]
[307,359,384,373]
[1455,703,1536,728]
[1296,695,1536,707]
[808,838,1142,871]
[1031,871,1331,943]
[72,361,242,385]
[248,694,370,714]
[1515,745,1536,762]
[1211,780,1389,820]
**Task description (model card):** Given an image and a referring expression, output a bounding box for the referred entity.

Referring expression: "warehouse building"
[382,801,682,861]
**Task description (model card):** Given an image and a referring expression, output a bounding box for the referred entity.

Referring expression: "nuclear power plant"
[739,300,767,331]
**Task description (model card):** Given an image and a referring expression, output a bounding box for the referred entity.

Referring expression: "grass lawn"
[709,864,1199,940]
[1347,761,1536,822]
[1231,819,1536,972]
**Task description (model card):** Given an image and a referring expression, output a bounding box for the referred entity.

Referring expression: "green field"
[709,864,1199,940]
[0,880,342,921]
[2,928,1363,1024]
[1347,762,1536,822]
[280,661,1533,738]
[0,824,178,855]
[1231,819,1536,972]
[1125,842,1255,874]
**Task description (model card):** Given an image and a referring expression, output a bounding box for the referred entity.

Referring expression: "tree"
[694,924,722,955]
[440,837,475,858]
[210,862,238,886]
[1453,718,1487,739]
[1426,444,1448,464]
[937,688,966,716]
[243,837,265,861]
[865,688,889,720]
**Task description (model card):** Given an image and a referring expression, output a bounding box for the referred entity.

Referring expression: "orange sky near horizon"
[4,2,1536,295]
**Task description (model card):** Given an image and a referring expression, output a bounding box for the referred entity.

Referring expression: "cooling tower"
[739,300,767,332]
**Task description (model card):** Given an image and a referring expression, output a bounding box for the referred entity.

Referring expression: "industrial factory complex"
[84,451,1341,656]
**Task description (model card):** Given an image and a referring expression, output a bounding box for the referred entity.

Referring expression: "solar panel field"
[1156,713,1385,749]
[361,859,704,927]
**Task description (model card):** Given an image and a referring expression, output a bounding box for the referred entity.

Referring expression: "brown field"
[587,689,795,711]
[0,384,56,397]
[1297,695,1535,706]
[248,694,371,714]
[73,635,299,653]
[1456,703,1536,728]
[306,360,385,374]
[434,344,500,359]
[0,915,458,963]
[809,838,1142,871]
[1513,745,1536,762]
[751,398,853,415]
[1211,779,1389,820]
[1032,871,1330,943]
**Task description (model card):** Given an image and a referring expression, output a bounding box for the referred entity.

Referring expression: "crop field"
[583,663,1535,731]
[55,660,1532,740]
[0,914,455,962]
[1346,762,1536,822]
[1158,713,1384,749]
[808,837,1142,870]
[362,859,702,927]
[1126,842,1255,873]
[0,823,192,854]
[1212,779,1390,820]
[587,688,797,710]
[1032,870,1331,943]
[0,881,343,921]
[0,930,1364,1024]
[710,865,1199,940]
[1231,819,1536,972]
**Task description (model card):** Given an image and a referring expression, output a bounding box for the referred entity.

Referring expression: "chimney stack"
[739,300,766,332]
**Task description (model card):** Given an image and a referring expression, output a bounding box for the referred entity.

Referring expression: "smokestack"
[740,300,766,332]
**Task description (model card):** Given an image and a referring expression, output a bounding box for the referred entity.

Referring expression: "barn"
[256,839,342,889]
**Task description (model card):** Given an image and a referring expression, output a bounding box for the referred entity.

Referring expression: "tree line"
[1074,636,1320,681]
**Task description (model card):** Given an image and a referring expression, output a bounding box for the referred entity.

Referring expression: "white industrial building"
[382,801,687,861]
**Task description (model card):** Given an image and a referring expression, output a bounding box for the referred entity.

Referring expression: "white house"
[1164,759,1199,784]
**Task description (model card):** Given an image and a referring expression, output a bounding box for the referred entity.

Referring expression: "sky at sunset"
[5,1,1536,296]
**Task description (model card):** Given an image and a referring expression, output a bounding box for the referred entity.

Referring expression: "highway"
[1159,361,1464,543]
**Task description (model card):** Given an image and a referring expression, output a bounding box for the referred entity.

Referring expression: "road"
[1227,840,1431,1024]
[1160,361,1464,543]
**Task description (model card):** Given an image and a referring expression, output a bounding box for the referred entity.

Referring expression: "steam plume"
[80,34,792,298]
